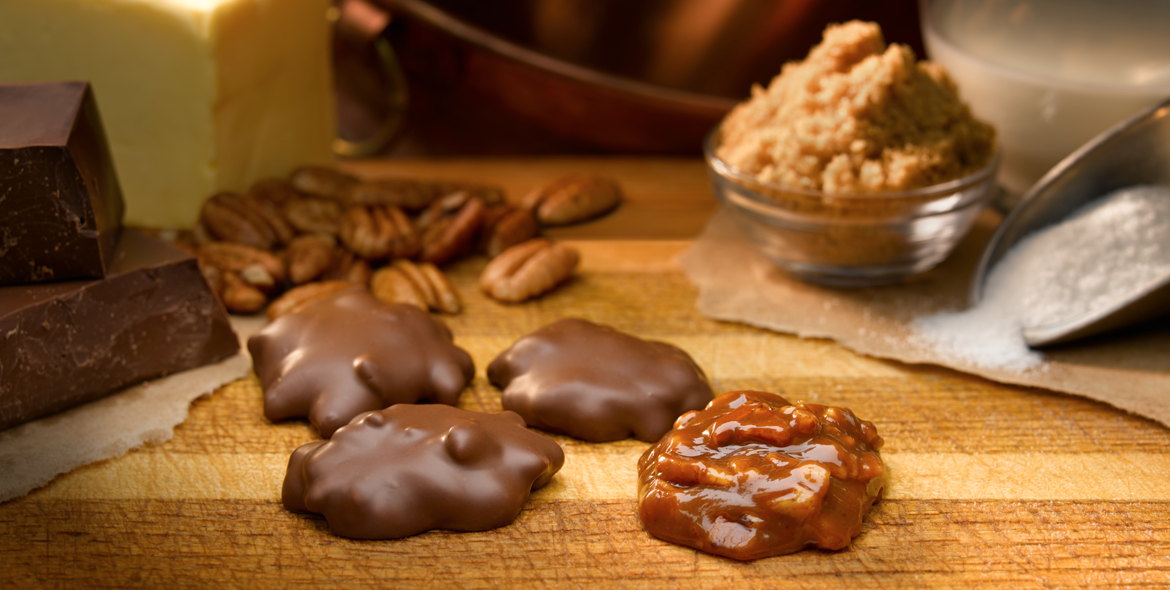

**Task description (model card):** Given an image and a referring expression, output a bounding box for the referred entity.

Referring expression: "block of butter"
[0,0,335,228]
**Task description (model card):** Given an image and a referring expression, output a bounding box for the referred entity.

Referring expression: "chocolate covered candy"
[283,404,564,539]
[0,229,239,430]
[248,289,474,437]
[638,391,887,560]
[0,81,125,284]
[487,318,713,442]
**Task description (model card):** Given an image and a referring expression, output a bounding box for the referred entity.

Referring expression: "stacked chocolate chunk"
[0,81,239,431]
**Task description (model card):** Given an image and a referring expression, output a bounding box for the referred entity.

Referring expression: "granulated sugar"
[912,185,1170,372]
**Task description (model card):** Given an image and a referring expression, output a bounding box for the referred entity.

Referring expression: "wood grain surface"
[3,159,1170,589]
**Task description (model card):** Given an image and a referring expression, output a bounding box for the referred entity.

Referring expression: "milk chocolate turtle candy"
[282,405,565,539]
[487,318,713,442]
[248,289,474,437]
[638,390,887,560]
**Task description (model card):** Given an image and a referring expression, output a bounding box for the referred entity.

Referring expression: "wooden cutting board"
[3,158,1169,589]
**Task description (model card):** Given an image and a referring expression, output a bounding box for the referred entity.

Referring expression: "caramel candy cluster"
[283,404,564,539]
[638,390,886,560]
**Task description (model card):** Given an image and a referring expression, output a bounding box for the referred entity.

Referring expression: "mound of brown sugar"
[716,21,995,194]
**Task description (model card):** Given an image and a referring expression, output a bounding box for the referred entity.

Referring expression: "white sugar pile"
[911,184,1170,372]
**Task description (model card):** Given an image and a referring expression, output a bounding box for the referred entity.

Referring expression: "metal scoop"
[970,97,1170,348]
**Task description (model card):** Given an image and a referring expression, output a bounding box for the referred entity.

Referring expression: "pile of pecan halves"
[176,165,622,319]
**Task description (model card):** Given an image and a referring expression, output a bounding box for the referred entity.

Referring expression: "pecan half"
[322,249,373,286]
[370,266,428,310]
[521,175,622,226]
[283,196,344,235]
[369,260,461,314]
[339,204,419,260]
[267,280,361,321]
[418,262,461,314]
[479,205,539,258]
[246,177,300,206]
[418,192,485,265]
[432,182,505,206]
[289,165,360,201]
[199,242,287,286]
[200,192,287,249]
[479,238,579,303]
[286,234,336,285]
[348,179,439,212]
[221,271,268,314]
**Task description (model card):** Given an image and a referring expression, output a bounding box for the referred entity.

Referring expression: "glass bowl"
[920,0,1170,200]
[704,129,1002,286]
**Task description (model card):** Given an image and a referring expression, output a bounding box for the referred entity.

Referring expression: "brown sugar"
[716,21,995,194]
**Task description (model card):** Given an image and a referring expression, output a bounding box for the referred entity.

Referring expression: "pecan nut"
[286,233,336,285]
[283,196,344,235]
[198,242,287,286]
[339,204,419,260]
[479,238,579,303]
[418,262,461,314]
[418,192,485,265]
[289,165,360,201]
[370,260,461,314]
[220,271,268,314]
[348,178,440,212]
[479,205,539,258]
[370,266,428,310]
[200,191,293,249]
[267,280,362,321]
[246,177,300,206]
[521,175,622,226]
[322,248,373,286]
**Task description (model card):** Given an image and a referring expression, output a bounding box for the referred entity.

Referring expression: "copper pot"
[340,0,923,155]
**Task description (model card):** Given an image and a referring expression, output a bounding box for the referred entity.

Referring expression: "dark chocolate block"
[0,230,239,431]
[0,81,125,284]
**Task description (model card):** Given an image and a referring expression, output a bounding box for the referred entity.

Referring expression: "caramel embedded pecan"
[521,175,622,226]
[199,242,287,287]
[200,191,289,249]
[322,248,373,286]
[418,192,485,265]
[370,266,428,310]
[479,204,539,258]
[267,280,362,321]
[283,196,344,235]
[221,271,268,314]
[246,177,300,206]
[286,233,336,285]
[479,238,579,303]
[339,204,419,261]
[289,165,360,201]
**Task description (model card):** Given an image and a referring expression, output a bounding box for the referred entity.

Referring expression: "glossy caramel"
[637,390,886,560]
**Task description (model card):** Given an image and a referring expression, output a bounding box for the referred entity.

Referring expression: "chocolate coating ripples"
[488,318,713,442]
[248,289,474,437]
[282,404,565,539]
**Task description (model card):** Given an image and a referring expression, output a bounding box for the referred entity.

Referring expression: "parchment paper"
[0,316,266,502]
[680,209,1170,428]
